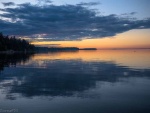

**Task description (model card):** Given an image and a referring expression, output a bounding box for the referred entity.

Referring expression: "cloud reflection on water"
[0,50,150,100]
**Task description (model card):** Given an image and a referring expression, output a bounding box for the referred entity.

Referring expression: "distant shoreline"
[35,47,98,52]
[1,48,150,54]
[79,48,97,50]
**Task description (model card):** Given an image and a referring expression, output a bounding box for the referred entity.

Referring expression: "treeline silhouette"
[0,32,34,51]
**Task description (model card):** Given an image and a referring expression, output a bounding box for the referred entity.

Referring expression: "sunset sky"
[0,0,150,49]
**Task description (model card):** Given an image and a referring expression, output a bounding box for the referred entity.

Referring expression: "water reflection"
[33,49,150,69]
[0,50,150,113]
[0,50,150,99]
[0,53,33,71]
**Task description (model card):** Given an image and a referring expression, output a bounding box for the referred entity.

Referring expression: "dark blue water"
[0,50,150,113]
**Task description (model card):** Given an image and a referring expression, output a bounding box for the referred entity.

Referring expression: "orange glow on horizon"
[31,29,150,49]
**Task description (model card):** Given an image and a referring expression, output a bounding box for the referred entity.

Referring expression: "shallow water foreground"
[0,50,150,113]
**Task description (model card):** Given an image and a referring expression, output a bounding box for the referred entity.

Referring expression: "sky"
[0,0,150,49]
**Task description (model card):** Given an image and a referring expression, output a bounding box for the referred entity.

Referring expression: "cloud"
[0,3,150,41]
[1,2,15,7]
[36,0,53,5]
[77,2,100,6]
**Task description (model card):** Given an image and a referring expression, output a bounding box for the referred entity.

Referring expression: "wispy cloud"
[77,2,100,6]
[0,2,150,41]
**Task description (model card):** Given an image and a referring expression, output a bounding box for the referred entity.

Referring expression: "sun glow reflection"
[32,49,150,69]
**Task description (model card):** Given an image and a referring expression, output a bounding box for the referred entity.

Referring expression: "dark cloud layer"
[1,2,15,7]
[0,3,150,41]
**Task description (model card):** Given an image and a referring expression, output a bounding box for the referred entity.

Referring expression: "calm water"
[0,50,150,113]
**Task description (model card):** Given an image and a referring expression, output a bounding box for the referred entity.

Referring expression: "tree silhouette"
[0,32,34,51]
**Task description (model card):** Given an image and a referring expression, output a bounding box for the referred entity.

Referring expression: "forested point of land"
[0,32,34,52]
